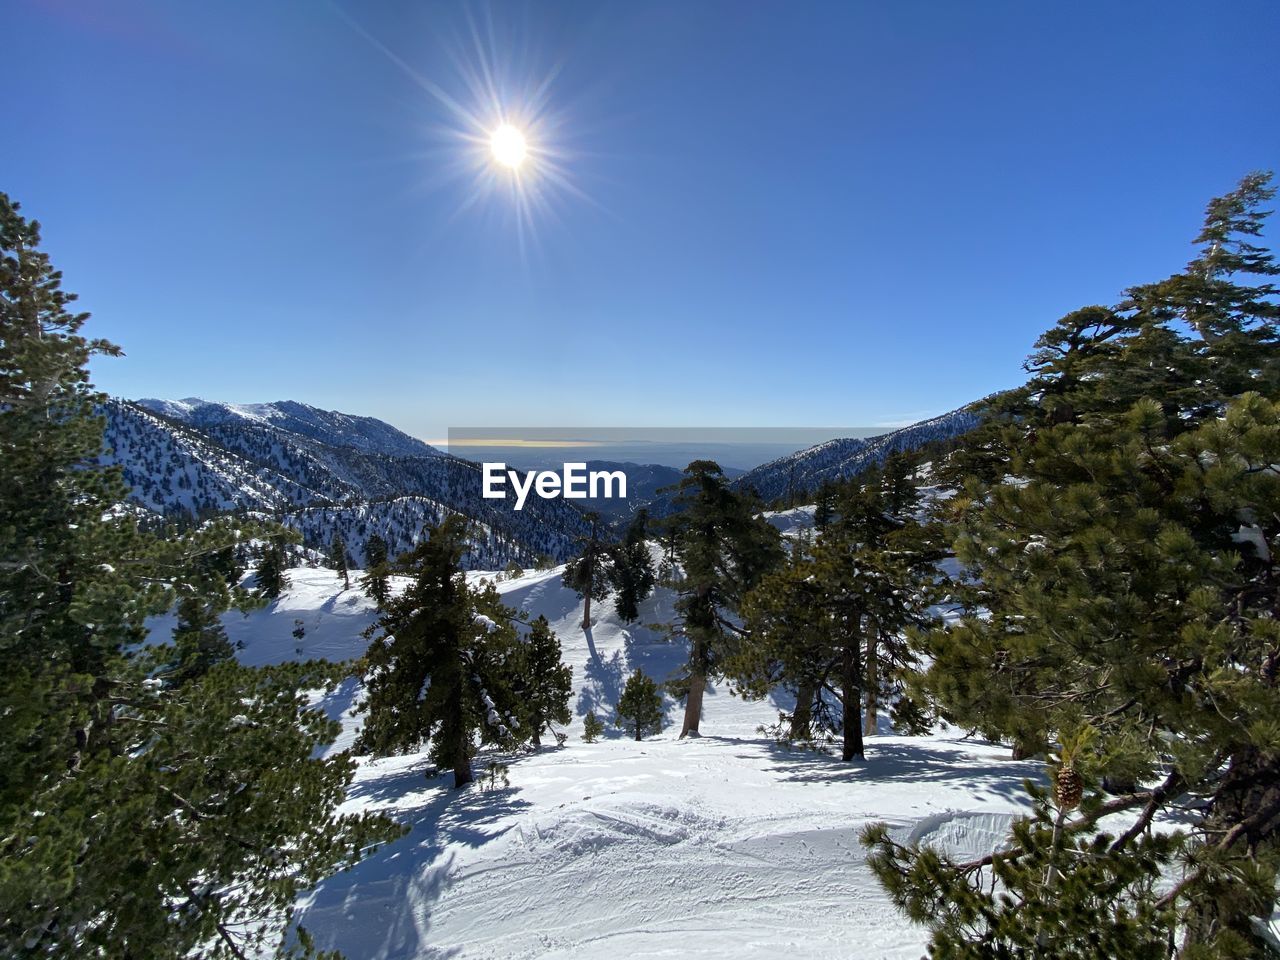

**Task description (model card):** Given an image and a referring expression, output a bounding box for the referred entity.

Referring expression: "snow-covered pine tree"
[357,515,527,788]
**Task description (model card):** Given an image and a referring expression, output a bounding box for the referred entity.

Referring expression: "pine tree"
[256,533,288,600]
[168,593,237,683]
[582,711,605,742]
[562,511,612,630]
[330,531,350,589]
[518,615,572,749]
[361,532,391,606]
[357,516,526,788]
[616,669,664,741]
[667,460,784,737]
[0,192,401,958]
[734,465,936,760]
[869,174,1280,957]
[608,509,656,623]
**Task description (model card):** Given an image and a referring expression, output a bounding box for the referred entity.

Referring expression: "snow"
[157,564,1041,959]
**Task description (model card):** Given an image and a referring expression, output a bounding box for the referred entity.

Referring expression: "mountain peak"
[134,397,439,459]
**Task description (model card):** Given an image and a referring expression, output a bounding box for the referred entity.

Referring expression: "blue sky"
[9,0,1279,440]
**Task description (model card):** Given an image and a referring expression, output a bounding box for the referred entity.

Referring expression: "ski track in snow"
[163,566,1041,959]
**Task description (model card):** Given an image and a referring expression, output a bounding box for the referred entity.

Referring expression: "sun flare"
[490,124,528,169]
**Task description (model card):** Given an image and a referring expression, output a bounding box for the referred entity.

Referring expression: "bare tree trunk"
[582,590,592,630]
[863,633,878,737]
[841,644,864,761]
[680,670,705,738]
[790,681,815,741]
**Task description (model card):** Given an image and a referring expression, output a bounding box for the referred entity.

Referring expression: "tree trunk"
[841,644,864,761]
[452,743,472,789]
[634,723,642,742]
[1011,736,1042,761]
[451,697,473,788]
[582,589,592,630]
[863,633,878,737]
[790,681,815,741]
[680,669,706,738]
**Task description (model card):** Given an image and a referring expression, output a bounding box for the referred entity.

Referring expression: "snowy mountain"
[102,399,593,567]
[732,406,981,502]
[136,397,440,459]
[149,559,1037,959]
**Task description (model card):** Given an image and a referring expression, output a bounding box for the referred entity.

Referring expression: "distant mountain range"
[730,406,980,502]
[102,398,592,568]
[100,397,980,565]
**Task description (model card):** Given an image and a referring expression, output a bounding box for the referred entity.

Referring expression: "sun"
[490,123,527,169]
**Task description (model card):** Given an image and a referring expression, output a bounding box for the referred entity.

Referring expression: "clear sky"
[8,0,1279,440]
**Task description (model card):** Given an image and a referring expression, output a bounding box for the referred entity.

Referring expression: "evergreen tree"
[667,460,784,737]
[868,174,1280,957]
[608,508,656,623]
[737,475,935,760]
[361,532,391,606]
[582,711,604,743]
[167,592,237,683]
[357,516,526,788]
[518,615,572,749]
[616,669,664,741]
[562,511,612,630]
[330,531,350,590]
[0,192,401,958]
[256,533,288,600]
[813,482,837,531]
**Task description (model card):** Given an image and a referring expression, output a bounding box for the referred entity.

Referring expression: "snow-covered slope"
[136,397,440,459]
[733,407,980,502]
[164,561,1038,959]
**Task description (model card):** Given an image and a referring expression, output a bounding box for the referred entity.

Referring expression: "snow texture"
[156,562,1041,959]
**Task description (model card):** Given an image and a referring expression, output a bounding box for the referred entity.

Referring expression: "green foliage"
[582,711,605,742]
[517,615,572,748]
[608,509,656,623]
[357,516,527,788]
[737,465,939,760]
[562,512,612,628]
[616,669,664,741]
[480,760,510,791]
[329,532,349,589]
[256,534,289,600]
[881,173,1280,957]
[863,785,1181,959]
[360,532,390,607]
[0,191,401,959]
[666,460,785,735]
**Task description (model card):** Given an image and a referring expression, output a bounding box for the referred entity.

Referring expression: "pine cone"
[1055,765,1084,810]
